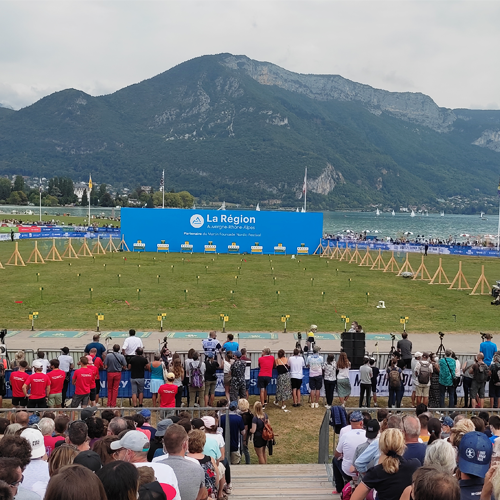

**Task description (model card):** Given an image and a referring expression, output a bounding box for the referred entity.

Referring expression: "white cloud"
[0,0,499,110]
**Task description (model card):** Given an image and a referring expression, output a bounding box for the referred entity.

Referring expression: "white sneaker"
[325,405,331,409]
[281,405,286,410]
[311,403,315,408]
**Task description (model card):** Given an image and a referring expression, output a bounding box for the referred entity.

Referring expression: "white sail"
[376,208,380,216]
[410,210,415,217]
[440,211,444,217]
[217,201,226,210]
[256,203,260,211]
[391,210,395,216]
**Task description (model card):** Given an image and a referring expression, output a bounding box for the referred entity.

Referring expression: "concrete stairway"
[231,463,335,500]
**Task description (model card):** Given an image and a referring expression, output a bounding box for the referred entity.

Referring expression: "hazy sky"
[1,0,499,111]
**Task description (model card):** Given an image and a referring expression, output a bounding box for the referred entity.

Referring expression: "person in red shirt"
[158,373,178,417]
[71,356,93,408]
[10,360,29,407]
[89,347,104,406]
[86,356,100,407]
[258,347,275,408]
[23,360,51,408]
[47,359,66,408]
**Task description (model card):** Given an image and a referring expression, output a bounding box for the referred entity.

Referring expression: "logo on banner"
[190,214,204,228]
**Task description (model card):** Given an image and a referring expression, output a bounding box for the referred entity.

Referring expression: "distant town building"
[74,182,88,202]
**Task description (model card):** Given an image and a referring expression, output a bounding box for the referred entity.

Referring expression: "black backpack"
[476,362,488,383]
[491,364,500,385]
[417,362,431,385]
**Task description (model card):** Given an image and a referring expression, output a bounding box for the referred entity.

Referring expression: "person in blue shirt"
[480,334,497,366]
[223,334,239,353]
[84,334,107,359]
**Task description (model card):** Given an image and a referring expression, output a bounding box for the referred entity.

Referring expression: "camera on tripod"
[390,333,396,341]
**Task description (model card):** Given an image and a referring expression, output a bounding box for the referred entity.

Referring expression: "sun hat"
[414,352,423,358]
[21,428,46,459]
[155,419,173,438]
[110,430,150,452]
[458,431,492,478]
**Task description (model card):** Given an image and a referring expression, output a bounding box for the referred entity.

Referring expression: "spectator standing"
[189,352,206,407]
[462,354,476,409]
[159,424,207,500]
[414,352,433,406]
[397,332,413,369]
[20,428,50,498]
[32,351,50,374]
[240,348,252,399]
[429,354,441,408]
[410,352,422,407]
[257,348,274,408]
[84,334,107,359]
[223,334,239,353]
[333,411,366,494]
[171,357,184,408]
[490,352,500,408]
[10,350,25,370]
[103,344,127,408]
[238,399,253,465]
[158,373,178,415]
[323,354,337,409]
[250,401,270,464]
[230,351,247,402]
[0,456,40,500]
[359,356,373,408]
[149,353,165,408]
[89,348,104,406]
[469,353,488,409]
[122,329,144,361]
[202,331,222,357]
[480,333,497,366]
[58,347,74,406]
[128,348,149,408]
[401,415,426,465]
[10,360,29,408]
[222,351,234,401]
[204,352,218,407]
[369,358,380,407]
[457,431,492,500]
[387,358,403,408]
[307,346,324,409]
[273,350,291,410]
[439,350,456,408]
[220,401,246,465]
[288,348,305,407]
[306,324,317,352]
[71,357,93,409]
[337,352,351,407]
[47,360,65,408]
[23,360,50,409]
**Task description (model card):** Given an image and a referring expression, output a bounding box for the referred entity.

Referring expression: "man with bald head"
[15,411,29,428]
[402,415,426,464]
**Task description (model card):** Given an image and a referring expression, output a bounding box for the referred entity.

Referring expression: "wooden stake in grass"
[157,274,160,284]
[196,275,200,285]
[184,289,188,301]
[77,273,81,283]
[91,236,106,255]
[322,291,326,302]
[104,235,118,253]
[276,290,280,302]
[35,272,40,282]
[397,253,414,276]
[27,241,45,264]
[429,258,450,285]
[348,278,352,287]
[118,235,130,252]
[77,237,93,257]
[339,244,352,262]
[329,242,340,260]
[6,242,26,266]
[413,255,432,281]
[234,276,238,286]
[349,245,362,264]
[370,250,386,270]
[383,251,400,273]
[281,314,290,332]
[470,265,491,295]
[366,292,370,304]
[45,238,63,261]
[171,265,175,273]
[117,274,121,284]
[311,277,314,286]
[137,265,140,272]
[448,261,472,290]
[39,287,43,300]
[359,248,374,267]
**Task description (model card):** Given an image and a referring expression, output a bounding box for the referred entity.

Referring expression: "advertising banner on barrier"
[121,208,323,254]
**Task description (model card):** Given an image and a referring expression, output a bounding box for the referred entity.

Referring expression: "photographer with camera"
[397,332,413,369]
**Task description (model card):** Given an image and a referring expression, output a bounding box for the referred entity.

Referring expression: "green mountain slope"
[0,53,499,210]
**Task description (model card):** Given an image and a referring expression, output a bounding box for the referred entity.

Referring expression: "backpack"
[262,417,274,441]
[190,362,204,388]
[492,364,500,386]
[388,367,401,389]
[476,362,487,383]
[205,359,218,379]
[417,362,431,385]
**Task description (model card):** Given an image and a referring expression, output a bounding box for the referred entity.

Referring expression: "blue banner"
[121,208,323,255]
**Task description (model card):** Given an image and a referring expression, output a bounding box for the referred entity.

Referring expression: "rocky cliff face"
[473,130,500,152]
[221,55,457,133]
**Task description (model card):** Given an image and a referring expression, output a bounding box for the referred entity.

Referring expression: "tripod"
[386,335,397,367]
[436,333,446,358]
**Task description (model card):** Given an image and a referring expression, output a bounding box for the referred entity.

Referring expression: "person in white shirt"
[333,411,367,494]
[31,351,50,374]
[122,329,144,357]
[20,428,50,499]
[110,430,180,500]
[288,348,305,407]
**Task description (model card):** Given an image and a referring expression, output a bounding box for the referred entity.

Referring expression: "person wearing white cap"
[110,430,180,500]
[20,428,50,498]
[22,361,51,409]
[306,324,317,352]
[411,352,423,407]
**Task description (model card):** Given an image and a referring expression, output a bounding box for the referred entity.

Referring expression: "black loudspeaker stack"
[340,332,366,369]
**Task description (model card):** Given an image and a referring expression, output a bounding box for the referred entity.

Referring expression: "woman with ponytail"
[427,418,442,445]
[350,428,420,500]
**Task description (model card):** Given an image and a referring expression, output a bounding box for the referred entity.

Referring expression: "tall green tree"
[0,178,11,200]
[13,175,25,192]
[81,189,88,206]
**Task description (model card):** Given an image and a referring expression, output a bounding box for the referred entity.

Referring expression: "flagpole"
[304,167,307,212]
[88,174,92,227]
[39,180,42,222]
[497,198,500,252]
[162,169,165,209]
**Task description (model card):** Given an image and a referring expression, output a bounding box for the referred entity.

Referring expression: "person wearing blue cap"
[458,431,492,500]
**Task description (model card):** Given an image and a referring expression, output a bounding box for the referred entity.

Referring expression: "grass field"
[1,238,500,333]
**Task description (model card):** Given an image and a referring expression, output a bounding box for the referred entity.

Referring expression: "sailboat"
[480,211,487,220]
[440,211,445,217]
[376,208,380,216]
[256,203,260,211]
[217,201,226,211]
[410,210,415,217]
[392,210,395,216]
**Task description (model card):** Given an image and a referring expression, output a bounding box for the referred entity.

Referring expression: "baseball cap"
[205,352,215,358]
[310,324,318,330]
[201,416,216,428]
[32,360,43,369]
[86,355,94,365]
[229,401,238,410]
[155,419,173,438]
[166,372,175,380]
[140,409,151,419]
[81,407,98,421]
[414,352,423,358]
[441,416,454,428]
[21,428,46,459]
[73,450,102,472]
[350,411,363,422]
[191,418,205,429]
[234,351,242,358]
[28,415,40,426]
[458,431,492,478]
[110,430,150,452]
[365,419,380,439]
[139,481,176,500]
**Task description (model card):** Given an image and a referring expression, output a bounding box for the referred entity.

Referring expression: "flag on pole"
[89,174,93,191]
[160,170,164,192]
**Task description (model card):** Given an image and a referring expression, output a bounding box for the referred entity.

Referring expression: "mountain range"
[1,53,499,211]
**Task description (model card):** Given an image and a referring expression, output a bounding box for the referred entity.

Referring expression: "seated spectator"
[20,428,50,498]
[44,464,107,500]
[48,444,79,477]
[91,435,119,465]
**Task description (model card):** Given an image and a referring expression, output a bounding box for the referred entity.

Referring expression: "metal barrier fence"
[0,405,232,457]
